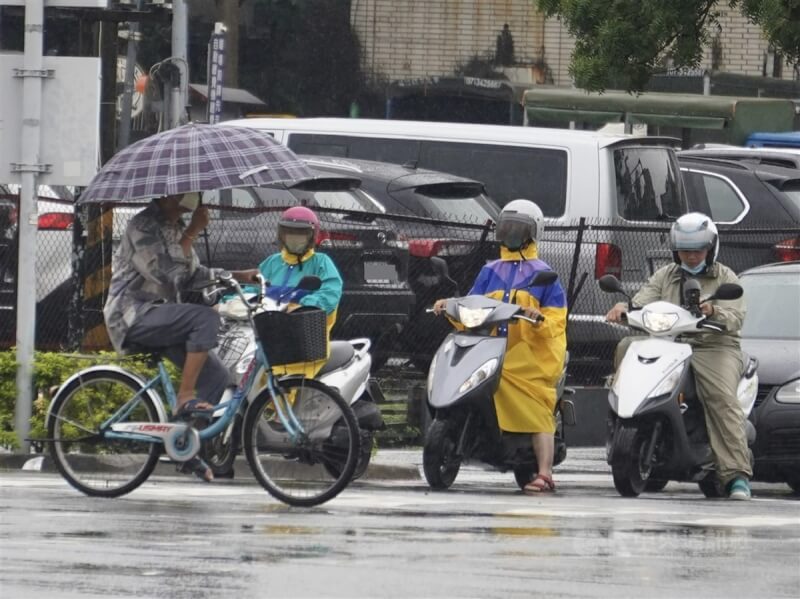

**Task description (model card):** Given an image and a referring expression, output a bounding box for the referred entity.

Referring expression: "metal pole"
[172,0,189,126]
[15,0,46,452]
[118,0,144,149]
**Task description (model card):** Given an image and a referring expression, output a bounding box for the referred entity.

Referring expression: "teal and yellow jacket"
[468,244,568,433]
[258,248,343,378]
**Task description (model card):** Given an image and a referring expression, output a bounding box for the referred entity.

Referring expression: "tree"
[536,0,800,92]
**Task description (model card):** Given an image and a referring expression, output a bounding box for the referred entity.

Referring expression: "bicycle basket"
[254,309,328,366]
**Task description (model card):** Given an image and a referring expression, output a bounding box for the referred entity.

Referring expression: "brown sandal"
[523,474,555,494]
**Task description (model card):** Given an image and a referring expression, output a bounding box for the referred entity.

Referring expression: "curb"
[0,453,421,482]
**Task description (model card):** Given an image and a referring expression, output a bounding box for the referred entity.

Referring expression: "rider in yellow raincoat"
[435,199,567,493]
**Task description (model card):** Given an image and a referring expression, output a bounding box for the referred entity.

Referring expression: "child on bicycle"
[236,205,343,378]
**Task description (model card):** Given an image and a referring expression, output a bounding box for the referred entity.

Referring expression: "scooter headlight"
[647,366,683,399]
[776,379,800,404]
[458,358,498,394]
[458,305,493,328]
[642,311,679,333]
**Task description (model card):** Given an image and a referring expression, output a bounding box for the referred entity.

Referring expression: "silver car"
[739,260,800,493]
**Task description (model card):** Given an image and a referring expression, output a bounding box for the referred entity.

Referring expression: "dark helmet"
[278,206,320,255]
[670,212,719,267]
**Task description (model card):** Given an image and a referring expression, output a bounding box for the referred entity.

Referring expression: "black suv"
[678,155,800,269]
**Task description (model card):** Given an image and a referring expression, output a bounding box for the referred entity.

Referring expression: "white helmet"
[670,212,719,267]
[496,199,544,251]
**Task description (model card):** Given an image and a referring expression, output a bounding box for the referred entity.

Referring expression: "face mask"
[178,192,200,212]
[283,232,310,254]
[502,236,526,251]
[681,261,706,275]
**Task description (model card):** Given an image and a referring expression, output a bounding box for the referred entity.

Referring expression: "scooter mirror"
[297,275,322,291]
[530,270,557,287]
[598,274,623,294]
[710,283,743,301]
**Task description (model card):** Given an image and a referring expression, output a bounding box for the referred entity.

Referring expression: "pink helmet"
[278,205,320,255]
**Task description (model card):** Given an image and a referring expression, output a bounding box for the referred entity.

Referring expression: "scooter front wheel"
[423,418,461,490]
[610,424,651,497]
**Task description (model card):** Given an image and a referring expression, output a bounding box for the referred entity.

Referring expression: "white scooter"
[599,274,758,497]
[202,275,384,479]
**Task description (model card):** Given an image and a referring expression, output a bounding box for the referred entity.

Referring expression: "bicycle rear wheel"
[47,369,162,498]
[243,377,359,507]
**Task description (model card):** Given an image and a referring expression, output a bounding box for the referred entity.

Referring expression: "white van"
[226,117,689,383]
[225,117,686,221]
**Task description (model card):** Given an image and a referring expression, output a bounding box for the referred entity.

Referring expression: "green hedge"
[0,350,179,450]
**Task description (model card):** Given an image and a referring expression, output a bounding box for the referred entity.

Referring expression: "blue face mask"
[681,261,706,275]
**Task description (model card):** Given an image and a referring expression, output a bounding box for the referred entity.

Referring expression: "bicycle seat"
[316,341,355,376]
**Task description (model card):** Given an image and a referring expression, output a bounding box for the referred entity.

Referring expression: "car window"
[419,142,568,217]
[615,147,685,220]
[779,181,800,211]
[303,190,374,212]
[389,187,497,221]
[289,134,568,216]
[682,171,746,223]
[740,273,800,339]
[290,134,420,164]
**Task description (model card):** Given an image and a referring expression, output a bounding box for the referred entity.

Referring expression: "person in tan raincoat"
[606,212,752,500]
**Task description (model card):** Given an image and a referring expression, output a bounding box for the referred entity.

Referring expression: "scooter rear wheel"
[698,474,724,498]
[423,419,461,490]
[513,465,537,490]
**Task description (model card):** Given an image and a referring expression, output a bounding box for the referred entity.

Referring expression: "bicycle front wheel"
[243,377,359,507]
[47,369,162,498]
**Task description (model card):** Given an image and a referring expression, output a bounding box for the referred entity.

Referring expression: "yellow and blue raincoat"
[468,244,567,433]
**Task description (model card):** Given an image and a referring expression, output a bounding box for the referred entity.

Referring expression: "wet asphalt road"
[1,450,799,599]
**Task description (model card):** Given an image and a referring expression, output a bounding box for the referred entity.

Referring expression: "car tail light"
[38,212,73,230]
[408,239,474,258]
[317,230,362,248]
[595,243,622,279]
[773,237,800,262]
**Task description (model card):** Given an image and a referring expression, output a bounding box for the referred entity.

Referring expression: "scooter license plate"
[364,261,398,284]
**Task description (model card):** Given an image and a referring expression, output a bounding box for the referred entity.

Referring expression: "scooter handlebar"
[514,314,545,324]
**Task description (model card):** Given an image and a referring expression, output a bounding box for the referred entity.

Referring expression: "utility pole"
[118,0,145,149]
[15,0,46,452]
[171,0,188,127]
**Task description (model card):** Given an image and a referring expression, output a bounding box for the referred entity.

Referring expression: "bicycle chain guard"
[164,424,201,462]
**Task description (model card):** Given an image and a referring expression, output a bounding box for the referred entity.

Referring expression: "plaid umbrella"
[78,123,313,204]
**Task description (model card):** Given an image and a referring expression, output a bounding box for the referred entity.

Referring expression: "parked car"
[678,155,800,270]
[298,155,501,368]
[198,174,416,368]
[679,146,800,170]
[0,184,77,349]
[738,261,800,493]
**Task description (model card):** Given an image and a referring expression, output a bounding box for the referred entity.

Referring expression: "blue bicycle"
[46,272,359,507]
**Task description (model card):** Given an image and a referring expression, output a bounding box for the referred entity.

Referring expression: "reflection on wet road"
[1,472,798,598]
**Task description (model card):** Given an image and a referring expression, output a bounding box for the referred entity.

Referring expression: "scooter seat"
[317,341,355,376]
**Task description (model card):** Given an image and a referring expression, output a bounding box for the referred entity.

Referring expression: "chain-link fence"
[2,202,799,386]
